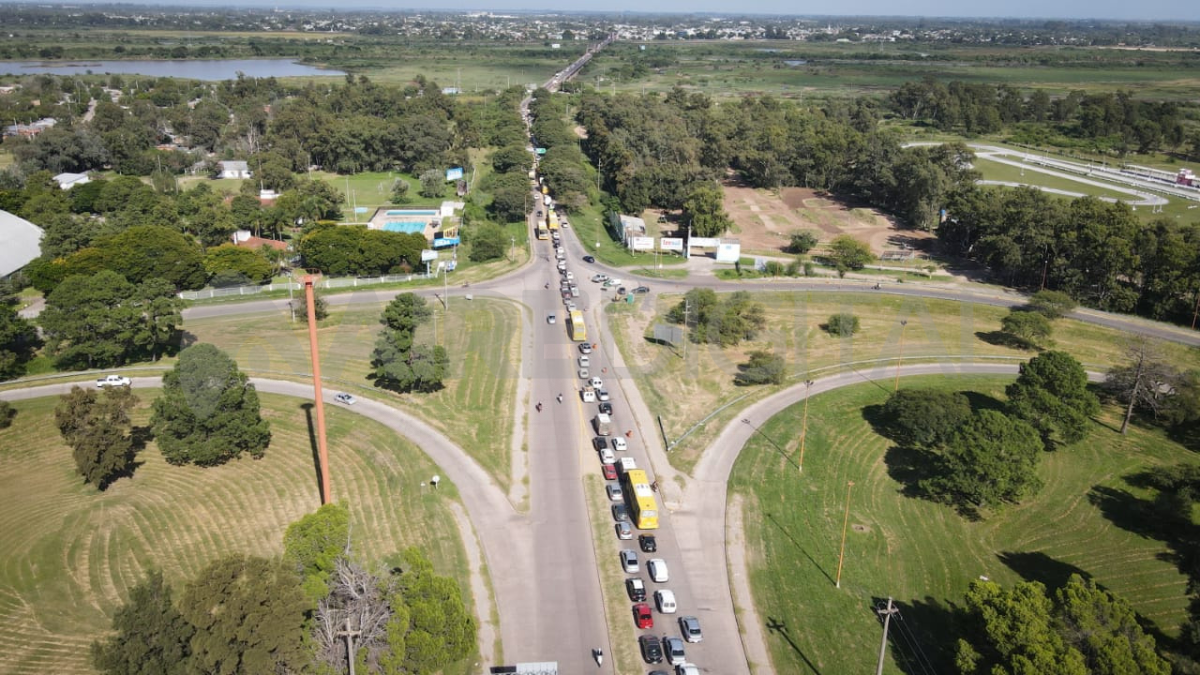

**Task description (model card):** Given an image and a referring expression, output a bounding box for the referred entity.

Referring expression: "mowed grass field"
[0,393,470,675]
[972,157,1136,201]
[729,375,1193,674]
[609,291,1200,472]
[185,297,522,491]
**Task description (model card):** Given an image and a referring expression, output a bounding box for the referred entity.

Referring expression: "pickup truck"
[96,374,131,388]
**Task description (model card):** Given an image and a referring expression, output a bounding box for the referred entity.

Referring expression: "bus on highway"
[547,210,559,231]
[567,309,586,342]
[535,225,549,240]
[621,469,659,530]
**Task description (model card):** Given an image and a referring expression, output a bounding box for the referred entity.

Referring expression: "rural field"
[0,393,470,675]
[609,290,1200,471]
[729,375,1193,674]
[185,297,523,492]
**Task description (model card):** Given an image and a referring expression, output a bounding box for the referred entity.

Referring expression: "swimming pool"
[383,221,428,234]
[386,209,438,216]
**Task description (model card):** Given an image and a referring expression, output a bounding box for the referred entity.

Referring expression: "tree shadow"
[765,615,823,674]
[300,402,328,503]
[882,595,965,675]
[998,551,1091,590]
[1087,484,1175,543]
[177,330,199,351]
[974,330,1036,351]
[862,403,898,442]
[882,445,936,500]
[960,390,1008,415]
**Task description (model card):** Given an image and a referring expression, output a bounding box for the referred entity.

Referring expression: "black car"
[639,635,664,664]
[583,255,595,263]
[634,285,651,294]
[639,534,658,553]
[626,577,647,601]
[592,437,608,451]
[598,402,613,415]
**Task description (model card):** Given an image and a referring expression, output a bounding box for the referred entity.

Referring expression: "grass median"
[729,375,1192,673]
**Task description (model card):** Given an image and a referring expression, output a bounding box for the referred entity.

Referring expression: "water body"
[0,58,344,80]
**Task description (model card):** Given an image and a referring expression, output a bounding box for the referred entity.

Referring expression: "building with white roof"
[0,210,44,278]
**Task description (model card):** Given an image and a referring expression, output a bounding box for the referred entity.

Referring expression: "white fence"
[178,274,415,301]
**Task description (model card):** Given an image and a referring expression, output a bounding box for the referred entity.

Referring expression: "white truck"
[581,384,596,403]
[96,374,131,388]
[594,413,613,436]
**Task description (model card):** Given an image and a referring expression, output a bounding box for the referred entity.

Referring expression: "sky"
[56,0,1200,22]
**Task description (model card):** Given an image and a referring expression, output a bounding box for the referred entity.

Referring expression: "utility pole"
[835,480,854,588]
[893,320,908,393]
[876,597,898,675]
[336,616,362,675]
[798,379,814,473]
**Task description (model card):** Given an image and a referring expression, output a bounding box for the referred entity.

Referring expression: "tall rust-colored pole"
[306,276,332,505]
[835,480,855,589]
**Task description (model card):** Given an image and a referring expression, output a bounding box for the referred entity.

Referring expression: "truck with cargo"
[581,384,596,403]
[594,413,612,436]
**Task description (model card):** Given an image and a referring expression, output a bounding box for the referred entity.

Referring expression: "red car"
[633,602,654,629]
[602,463,617,481]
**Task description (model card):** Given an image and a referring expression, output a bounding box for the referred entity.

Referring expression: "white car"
[547,313,557,324]
[334,392,357,405]
[597,389,611,402]
[612,437,628,452]
[565,271,574,281]
[648,558,669,583]
[578,355,590,368]
[579,343,593,354]
[578,368,590,379]
[96,374,132,388]
[599,447,616,464]
[589,377,603,388]
[654,589,677,613]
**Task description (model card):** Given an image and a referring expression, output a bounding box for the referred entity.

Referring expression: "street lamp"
[835,480,855,589]
[798,379,814,473]
[893,320,908,393]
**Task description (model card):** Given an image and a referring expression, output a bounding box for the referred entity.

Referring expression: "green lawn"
[730,375,1192,674]
[185,297,522,491]
[972,157,1136,201]
[609,290,1200,472]
[0,393,469,675]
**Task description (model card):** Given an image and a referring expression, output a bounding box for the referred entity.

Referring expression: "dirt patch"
[724,184,937,257]
[851,523,871,533]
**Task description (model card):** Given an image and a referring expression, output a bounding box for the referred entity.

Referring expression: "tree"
[1105,336,1174,435]
[682,183,732,238]
[0,400,14,429]
[923,409,1043,512]
[880,388,973,450]
[824,313,861,337]
[825,235,873,274]
[92,226,207,290]
[1007,351,1100,450]
[380,293,433,335]
[787,230,819,254]
[956,579,1089,675]
[1054,575,1170,675]
[202,245,274,286]
[390,179,410,204]
[1001,309,1053,350]
[315,557,395,674]
[56,385,139,489]
[1027,289,1078,319]
[419,169,444,199]
[90,570,194,675]
[150,343,271,466]
[0,297,38,380]
[735,350,785,385]
[665,288,765,347]
[283,503,350,603]
[468,223,508,262]
[381,548,476,674]
[372,294,448,393]
[291,286,329,322]
[179,555,311,675]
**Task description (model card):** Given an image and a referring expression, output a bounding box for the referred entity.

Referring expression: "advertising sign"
[420,249,439,262]
[353,207,369,214]
[432,237,461,249]
[659,237,684,252]
[688,236,719,248]
[630,236,655,251]
[445,167,464,181]
[715,242,742,263]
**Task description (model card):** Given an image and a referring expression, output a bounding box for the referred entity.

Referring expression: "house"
[231,230,288,252]
[218,161,252,179]
[53,172,91,190]
[609,213,646,246]
[0,209,44,278]
[2,117,56,138]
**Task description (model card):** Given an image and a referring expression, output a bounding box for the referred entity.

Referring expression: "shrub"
[787,230,819,254]
[824,313,860,337]
[735,350,786,385]
[0,400,14,428]
[1027,289,1077,319]
[764,261,786,276]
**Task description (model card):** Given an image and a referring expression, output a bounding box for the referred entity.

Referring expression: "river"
[0,58,344,80]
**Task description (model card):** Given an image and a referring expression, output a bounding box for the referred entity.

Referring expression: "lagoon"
[0,58,344,80]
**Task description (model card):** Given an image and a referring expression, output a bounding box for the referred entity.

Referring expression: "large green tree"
[923,409,1044,511]
[825,234,874,274]
[283,503,350,603]
[468,223,508,263]
[381,548,476,674]
[665,288,765,347]
[91,570,194,675]
[150,343,271,466]
[179,555,311,675]
[880,388,973,450]
[1000,310,1053,350]
[372,293,448,393]
[1054,575,1170,675]
[0,296,38,380]
[682,183,733,238]
[202,245,274,286]
[1007,351,1100,449]
[56,384,139,489]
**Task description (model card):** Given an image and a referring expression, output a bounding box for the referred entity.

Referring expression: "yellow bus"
[567,309,586,342]
[536,226,549,240]
[622,469,659,530]
[547,211,559,231]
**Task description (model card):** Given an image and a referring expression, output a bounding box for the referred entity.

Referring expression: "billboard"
[715,242,742,263]
[630,236,655,251]
[445,167,464,181]
[688,236,719,248]
[432,237,461,249]
[659,237,683,252]
[420,249,439,262]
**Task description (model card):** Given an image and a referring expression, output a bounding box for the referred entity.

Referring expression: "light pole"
[510,236,516,261]
[893,320,908,393]
[835,480,855,588]
[798,379,814,473]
